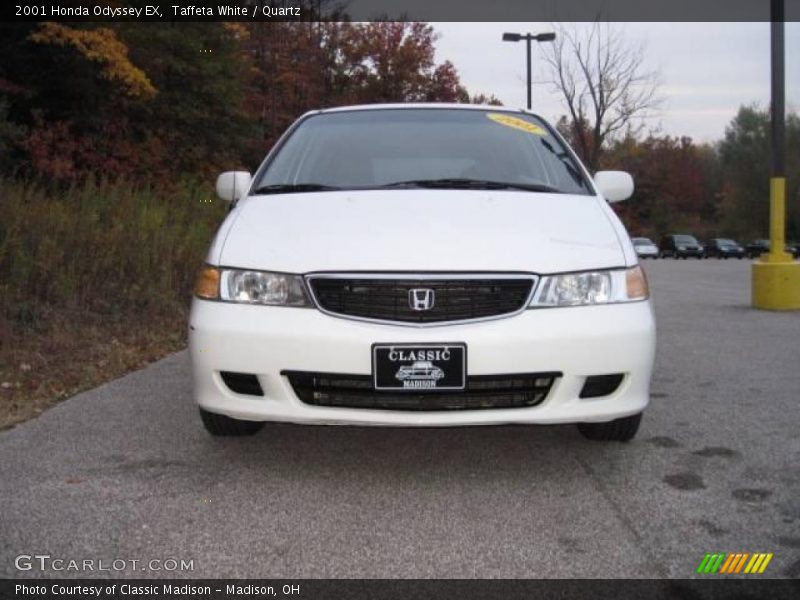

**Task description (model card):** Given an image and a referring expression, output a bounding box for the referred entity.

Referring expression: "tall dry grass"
[0,177,226,327]
[0,177,227,427]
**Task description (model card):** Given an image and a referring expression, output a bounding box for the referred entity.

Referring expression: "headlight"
[678,245,686,250]
[193,266,311,307]
[529,266,648,308]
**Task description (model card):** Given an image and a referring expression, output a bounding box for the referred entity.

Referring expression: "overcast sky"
[432,22,799,143]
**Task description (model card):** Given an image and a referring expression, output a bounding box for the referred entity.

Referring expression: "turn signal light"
[626,265,649,300]
[194,266,220,299]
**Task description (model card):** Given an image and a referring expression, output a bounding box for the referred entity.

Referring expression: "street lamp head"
[501,31,555,110]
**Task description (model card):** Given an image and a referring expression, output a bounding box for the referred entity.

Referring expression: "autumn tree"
[0,22,159,180]
[605,134,719,237]
[0,20,480,181]
[121,22,250,175]
[335,22,468,103]
[0,22,250,180]
[239,21,473,161]
[544,22,662,172]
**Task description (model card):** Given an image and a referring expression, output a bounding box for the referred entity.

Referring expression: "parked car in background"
[745,239,770,258]
[745,239,800,259]
[659,234,704,259]
[631,237,659,259]
[704,238,745,259]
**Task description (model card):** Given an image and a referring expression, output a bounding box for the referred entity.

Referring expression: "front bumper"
[188,300,656,426]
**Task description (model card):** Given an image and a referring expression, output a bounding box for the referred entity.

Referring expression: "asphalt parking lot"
[1,259,799,579]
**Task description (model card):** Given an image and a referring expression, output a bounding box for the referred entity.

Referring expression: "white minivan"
[190,104,656,441]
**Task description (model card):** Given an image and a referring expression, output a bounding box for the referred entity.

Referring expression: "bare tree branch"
[543,22,662,171]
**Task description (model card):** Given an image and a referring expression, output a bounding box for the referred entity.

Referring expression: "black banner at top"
[3,0,800,22]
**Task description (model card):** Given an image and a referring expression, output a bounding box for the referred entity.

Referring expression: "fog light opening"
[220,371,264,396]
[579,373,625,399]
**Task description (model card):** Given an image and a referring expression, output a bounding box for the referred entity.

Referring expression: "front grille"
[283,371,560,411]
[307,275,535,324]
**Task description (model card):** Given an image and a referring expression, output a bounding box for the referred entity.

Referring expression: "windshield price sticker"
[487,113,547,136]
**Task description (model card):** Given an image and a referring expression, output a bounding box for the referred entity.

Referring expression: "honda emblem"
[409,288,435,311]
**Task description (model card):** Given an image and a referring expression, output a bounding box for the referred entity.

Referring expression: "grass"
[0,177,227,428]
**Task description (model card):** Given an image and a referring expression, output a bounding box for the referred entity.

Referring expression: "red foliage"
[21,112,169,183]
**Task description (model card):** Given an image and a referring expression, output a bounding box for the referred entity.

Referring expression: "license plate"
[372,343,466,391]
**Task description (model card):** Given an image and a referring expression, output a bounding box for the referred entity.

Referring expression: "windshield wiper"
[539,138,586,186]
[251,183,342,195]
[376,178,564,193]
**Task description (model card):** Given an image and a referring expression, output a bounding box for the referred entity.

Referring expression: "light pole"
[752,0,800,310]
[502,31,556,110]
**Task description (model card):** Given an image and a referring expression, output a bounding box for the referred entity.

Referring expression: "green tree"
[718,106,800,239]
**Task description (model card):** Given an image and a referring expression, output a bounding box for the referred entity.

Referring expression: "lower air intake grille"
[283,371,559,411]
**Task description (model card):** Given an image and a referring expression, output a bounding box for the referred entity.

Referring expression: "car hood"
[216,190,626,273]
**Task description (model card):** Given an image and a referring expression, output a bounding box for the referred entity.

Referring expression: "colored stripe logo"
[696,552,773,574]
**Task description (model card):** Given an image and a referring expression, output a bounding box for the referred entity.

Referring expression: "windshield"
[254,109,592,195]
[632,238,653,245]
[675,235,699,244]
[717,239,736,246]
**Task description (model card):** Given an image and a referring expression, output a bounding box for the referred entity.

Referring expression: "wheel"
[577,413,642,442]
[199,407,265,436]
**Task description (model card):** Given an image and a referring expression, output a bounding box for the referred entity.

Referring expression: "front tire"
[199,407,265,436]
[577,413,642,442]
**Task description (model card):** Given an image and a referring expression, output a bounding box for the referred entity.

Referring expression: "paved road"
[1,260,799,579]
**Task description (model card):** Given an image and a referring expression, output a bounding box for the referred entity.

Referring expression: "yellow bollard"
[752,177,800,310]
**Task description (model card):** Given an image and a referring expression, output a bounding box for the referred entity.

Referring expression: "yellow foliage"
[29,22,156,99]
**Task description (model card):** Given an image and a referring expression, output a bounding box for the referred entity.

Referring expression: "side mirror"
[594,171,634,203]
[216,171,251,202]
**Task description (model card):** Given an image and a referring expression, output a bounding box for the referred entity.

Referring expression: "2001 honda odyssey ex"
[190,104,656,441]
